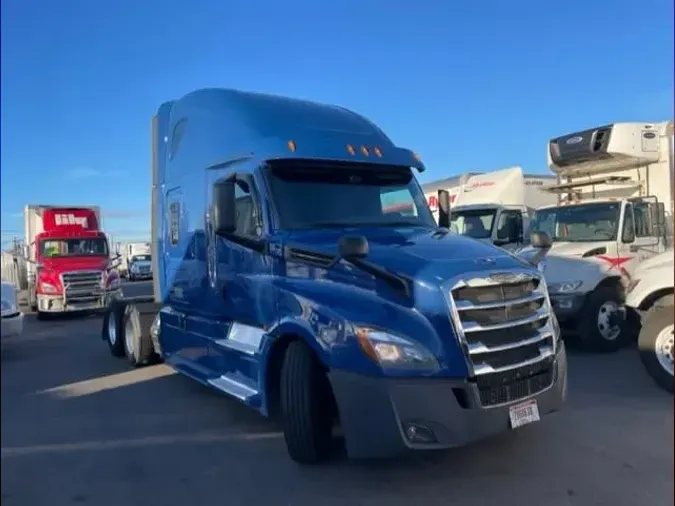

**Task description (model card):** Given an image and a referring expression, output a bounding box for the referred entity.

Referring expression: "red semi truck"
[24,205,122,318]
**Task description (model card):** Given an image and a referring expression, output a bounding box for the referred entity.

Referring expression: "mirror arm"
[346,257,412,298]
[216,231,268,253]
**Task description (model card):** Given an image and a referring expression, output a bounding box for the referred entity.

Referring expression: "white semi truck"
[522,120,673,353]
[420,169,556,243]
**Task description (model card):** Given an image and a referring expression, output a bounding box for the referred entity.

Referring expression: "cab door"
[629,197,664,260]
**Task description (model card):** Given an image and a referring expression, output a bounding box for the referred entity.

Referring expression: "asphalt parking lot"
[1,279,673,506]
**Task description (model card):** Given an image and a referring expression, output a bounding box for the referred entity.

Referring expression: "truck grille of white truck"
[61,270,104,302]
[444,270,557,408]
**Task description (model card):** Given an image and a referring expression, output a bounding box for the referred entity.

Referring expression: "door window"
[495,210,522,241]
[633,202,651,237]
[621,203,635,243]
[234,179,262,237]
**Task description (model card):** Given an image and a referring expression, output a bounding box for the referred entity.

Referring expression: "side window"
[496,210,522,240]
[622,203,635,243]
[234,180,262,237]
[633,202,651,237]
[169,202,180,246]
[169,119,187,160]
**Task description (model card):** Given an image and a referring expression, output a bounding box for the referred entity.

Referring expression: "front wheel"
[638,306,674,394]
[577,285,627,353]
[280,341,334,464]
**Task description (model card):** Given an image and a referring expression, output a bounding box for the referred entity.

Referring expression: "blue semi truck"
[102,88,567,464]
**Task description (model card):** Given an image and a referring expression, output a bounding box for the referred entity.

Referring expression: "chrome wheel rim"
[654,324,674,376]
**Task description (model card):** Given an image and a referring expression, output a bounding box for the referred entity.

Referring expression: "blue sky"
[1,0,673,249]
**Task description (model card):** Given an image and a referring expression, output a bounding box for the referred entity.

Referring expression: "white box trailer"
[521,120,673,352]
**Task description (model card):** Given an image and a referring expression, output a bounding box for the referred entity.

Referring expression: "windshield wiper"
[305,220,425,229]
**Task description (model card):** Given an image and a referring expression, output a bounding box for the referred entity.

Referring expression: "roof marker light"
[360,146,370,156]
[287,140,297,152]
[413,152,422,162]
[373,146,383,158]
[346,144,356,155]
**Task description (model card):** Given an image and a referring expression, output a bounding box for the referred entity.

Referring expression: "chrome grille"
[443,269,557,407]
[60,270,104,302]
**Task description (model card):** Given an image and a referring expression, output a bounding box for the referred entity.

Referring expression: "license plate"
[508,399,540,429]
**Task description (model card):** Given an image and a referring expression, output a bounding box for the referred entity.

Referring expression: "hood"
[520,240,610,259]
[518,241,616,289]
[634,250,674,275]
[40,256,110,272]
[286,226,531,284]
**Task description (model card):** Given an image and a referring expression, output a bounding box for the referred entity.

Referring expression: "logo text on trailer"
[55,213,88,228]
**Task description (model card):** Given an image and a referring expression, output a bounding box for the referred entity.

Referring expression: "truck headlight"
[40,282,58,294]
[354,327,439,372]
[548,281,583,294]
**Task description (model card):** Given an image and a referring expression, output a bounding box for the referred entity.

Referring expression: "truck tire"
[577,285,627,353]
[122,303,158,367]
[103,301,126,357]
[638,305,674,394]
[280,341,334,464]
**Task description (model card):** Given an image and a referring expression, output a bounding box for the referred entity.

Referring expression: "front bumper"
[1,312,24,340]
[130,271,152,279]
[329,342,567,459]
[36,289,122,313]
[549,292,586,325]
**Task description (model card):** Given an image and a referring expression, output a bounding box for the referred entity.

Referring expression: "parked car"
[625,251,674,394]
[1,282,25,343]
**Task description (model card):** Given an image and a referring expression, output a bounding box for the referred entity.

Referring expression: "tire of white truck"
[638,305,674,394]
[280,340,335,464]
[122,303,159,367]
[577,284,628,353]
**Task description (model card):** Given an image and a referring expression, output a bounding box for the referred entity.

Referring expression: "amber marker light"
[287,140,297,152]
[346,144,356,155]
[360,146,370,156]
[373,146,383,157]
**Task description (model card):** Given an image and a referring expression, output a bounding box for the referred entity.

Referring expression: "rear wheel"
[638,306,674,394]
[280,341,334,464]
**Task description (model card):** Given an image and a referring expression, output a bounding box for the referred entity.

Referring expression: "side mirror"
[339,235,369,259]
[212,180,237,235]
[437,189,451,228]
[530,231,552,250]
[528,231,552,269]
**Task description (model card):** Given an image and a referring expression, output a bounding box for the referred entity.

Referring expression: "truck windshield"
[131,255,151,262]
[450,209,496,239]
[529,203,619,242]
[266,162,437,230]
[39,238,109,257]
